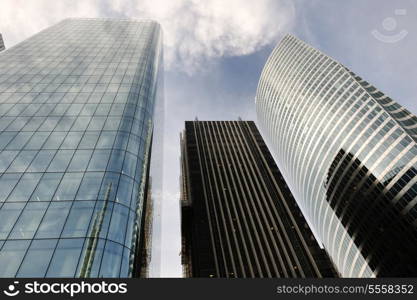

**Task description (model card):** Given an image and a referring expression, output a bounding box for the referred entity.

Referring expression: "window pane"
[107,150,125,173]
[43,132,66,149]
[71,116,91,131]
[131,119,141,136]
[54,173,83,201]
[0,151,18,172]
[113,132,129,150]
[55,116,76,131]
[127,134,140,154]
[62,201,95,238]
[35,104,56,117]
[27,150,56,172]
[122,152,137,178]
[66,103,84,115]
[21,104,41,116]
[80,103,97,116]
[94,103,111,116]
[17,239,58,277]
[30,173,63,202]
[60,131,82,149]
[87,150,111,171]
[78,132,99,149]
[0,174,22,202]
[21,117,46,131]
[51,104,70,116]
[7,103,28,116]
[101,92,115,103]
[9,202,48,239]
[120,247,131,277]
[6,150,37,173]
[67,150,92,172]
[5,132,34,150]
[6,117,30,131]
[36,201,71,238]
[24,132,50,150]
[99,241,123,277]
[89,92,105,103]
[47,150,74,172]
[0,132,17,150]
[0,202,25,239]
[87,116,106,131]
[0,240,30,277]
[103,116,121,130]
[46,238,84,277]
[118,118,133,133]
[38,116,60,131]
[115,175,133,207]
[6,173,42,202]
[76,172,104,200]
[96,131,116,149]
[0,117,14,131]
[109,103,125,116]
[108,203,129,244]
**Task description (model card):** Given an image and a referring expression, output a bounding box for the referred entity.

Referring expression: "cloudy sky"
[1,0,416,277]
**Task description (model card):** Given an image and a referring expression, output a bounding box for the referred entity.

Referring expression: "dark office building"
[180,120,337,278]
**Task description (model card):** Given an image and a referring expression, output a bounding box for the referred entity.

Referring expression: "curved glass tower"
[256,34,417,277]
[0,18,163,277]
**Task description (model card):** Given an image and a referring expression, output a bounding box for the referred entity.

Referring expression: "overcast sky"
[1,0,416,277]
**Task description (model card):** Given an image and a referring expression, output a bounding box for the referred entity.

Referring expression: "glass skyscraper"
[0,18,163,277]
[256,35,417,277]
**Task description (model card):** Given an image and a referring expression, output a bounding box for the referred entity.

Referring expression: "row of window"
[0,197,138,245]
[0,90,149,103]
[0,103,149,120]
[0,161,143,204]
[0,79,151,93]
[0,130,146,155]
[0,237,132,277]
[0,170,141,205]
[0,115,148,134]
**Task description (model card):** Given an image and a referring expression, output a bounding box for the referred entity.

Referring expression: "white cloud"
[0,0,101,47]
[0,0,294,73]
[133,0,295,72]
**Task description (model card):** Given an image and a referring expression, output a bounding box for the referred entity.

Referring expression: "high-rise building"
[180,120,337,278]
[0,18,163,277]
[0,33,5,52]
[256,34,417,277]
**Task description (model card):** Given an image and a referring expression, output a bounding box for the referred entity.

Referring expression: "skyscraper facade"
[0,18,163,277]
[256,34,417,277]
[180,120,337,278]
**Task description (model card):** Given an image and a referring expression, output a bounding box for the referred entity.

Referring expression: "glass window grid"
[0,19,161,277]
[257,35,417,277]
